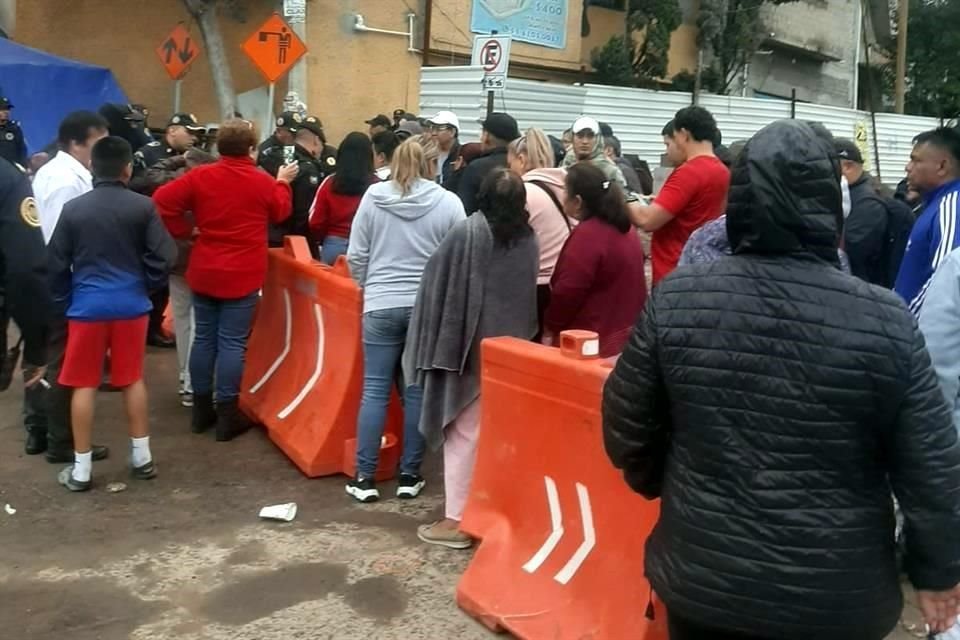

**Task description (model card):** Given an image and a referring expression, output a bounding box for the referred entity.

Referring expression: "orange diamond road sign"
[156,23,201,80]
[242,13,307,84]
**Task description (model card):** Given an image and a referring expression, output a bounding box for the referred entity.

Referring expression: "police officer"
[0,97,27,168]
[0,157,53,454]
[133,112,203,184]
[257,111,301,177]
[269,116,327,255]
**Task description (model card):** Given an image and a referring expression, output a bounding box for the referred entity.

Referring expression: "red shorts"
[59,316,149,389]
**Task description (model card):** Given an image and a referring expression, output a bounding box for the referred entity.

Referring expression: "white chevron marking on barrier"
[522,476,596,585]
[277,303,325,419]
[249,289,292,394]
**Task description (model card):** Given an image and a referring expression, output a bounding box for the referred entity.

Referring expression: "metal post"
[693,47,704,105]
[860,4,883,182]
[894,0,909,114]
[173,79,182,113]
[790,88,797,118]
[288,9,308,109]
[486,90,494,117]
[265,81,275,143]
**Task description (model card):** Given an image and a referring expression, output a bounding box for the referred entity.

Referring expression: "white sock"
[131,436,152,467]
[73,451,93,482]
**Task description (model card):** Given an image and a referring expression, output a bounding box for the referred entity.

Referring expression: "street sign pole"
[487,31,497,117]
[265,81,275,143]
[174,78,182,113]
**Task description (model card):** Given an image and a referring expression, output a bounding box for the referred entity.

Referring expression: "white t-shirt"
[33,151,93,244]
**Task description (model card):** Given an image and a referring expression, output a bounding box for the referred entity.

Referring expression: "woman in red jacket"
[544,162,647,358]
[309,132,378,265]
[154,120,298,441]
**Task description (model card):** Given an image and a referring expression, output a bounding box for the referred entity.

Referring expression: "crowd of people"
[3,91,960,638]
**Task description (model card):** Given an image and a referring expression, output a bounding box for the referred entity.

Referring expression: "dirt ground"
[0,347,932,639]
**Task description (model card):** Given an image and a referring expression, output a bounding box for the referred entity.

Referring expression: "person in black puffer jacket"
[602,119,960,640]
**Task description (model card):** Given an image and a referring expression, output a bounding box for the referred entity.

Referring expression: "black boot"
[25,431,47,455]
[192,393,217,434]
[216,399,253,442]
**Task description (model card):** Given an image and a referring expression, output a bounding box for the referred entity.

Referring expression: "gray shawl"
[403,212,539,449]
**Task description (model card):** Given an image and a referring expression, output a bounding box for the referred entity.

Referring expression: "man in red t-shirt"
[628,106,730,284]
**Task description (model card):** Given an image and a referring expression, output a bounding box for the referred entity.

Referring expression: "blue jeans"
[355,306,426,478]
[321,235,349,266]
[190,292,258,401]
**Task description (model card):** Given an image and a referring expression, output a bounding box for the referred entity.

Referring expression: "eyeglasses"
[427,124,454,132]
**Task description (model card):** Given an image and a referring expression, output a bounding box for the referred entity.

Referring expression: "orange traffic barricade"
[239,236,404,480]
[458,330,667,640]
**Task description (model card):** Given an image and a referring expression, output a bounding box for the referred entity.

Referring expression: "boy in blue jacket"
[48,136,176,491]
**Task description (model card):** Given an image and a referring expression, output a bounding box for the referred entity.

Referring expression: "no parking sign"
[471,35,512,91]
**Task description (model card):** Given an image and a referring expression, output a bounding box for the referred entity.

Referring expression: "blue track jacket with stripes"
[895,179,960,314]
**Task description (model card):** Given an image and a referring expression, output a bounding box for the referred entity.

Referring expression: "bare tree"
[182,0,239,117]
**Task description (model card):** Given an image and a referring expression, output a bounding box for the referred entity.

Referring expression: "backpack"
[865,193,915,288]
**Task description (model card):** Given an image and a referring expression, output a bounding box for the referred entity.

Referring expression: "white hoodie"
[347,177,465,313]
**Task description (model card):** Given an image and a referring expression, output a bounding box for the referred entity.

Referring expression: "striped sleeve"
[910,191,960,314]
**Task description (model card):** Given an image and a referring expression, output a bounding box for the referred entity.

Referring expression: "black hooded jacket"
[602,120,960,639]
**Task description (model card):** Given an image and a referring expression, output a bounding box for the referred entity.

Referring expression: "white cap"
[572,116,600,135]
[428,110,460,131]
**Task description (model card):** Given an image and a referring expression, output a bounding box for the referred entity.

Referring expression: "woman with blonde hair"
[345,136,465,503]
[508,127,575,337]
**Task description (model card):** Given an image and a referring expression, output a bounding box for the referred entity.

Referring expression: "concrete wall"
[751,0,859,107]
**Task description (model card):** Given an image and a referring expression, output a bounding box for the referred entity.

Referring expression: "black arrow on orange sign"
[162,37,195,64]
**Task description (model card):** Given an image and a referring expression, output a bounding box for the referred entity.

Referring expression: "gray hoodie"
[347,177,465,313]
[919,246,960,432]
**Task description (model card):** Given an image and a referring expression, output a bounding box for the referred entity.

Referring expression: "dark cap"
[395,120,424,140]
[275,111,302,131]
[393,108,406,119]
[0,96,12,109]
[296,115,324,138]
[835,138,864,164]
[480,112,520,142]
[168,112,204,131]
[365,114,392,128]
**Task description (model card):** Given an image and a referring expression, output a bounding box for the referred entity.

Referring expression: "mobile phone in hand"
[283,145,295,165]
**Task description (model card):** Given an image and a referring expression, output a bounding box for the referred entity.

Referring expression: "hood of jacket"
[523,167,566,188]
[726,120,842,264]
[561,133,627,190]
[368,177,451,221]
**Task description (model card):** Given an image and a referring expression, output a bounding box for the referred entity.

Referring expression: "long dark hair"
[565,163,631,233]
[477,168,533,248]
[333,132,374,196]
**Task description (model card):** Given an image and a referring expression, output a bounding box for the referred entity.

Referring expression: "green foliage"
[590,0,683,88]
[904,0,960,118]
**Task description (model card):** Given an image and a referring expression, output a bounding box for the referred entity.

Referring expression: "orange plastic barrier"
[457,330,667,640]
[239,236,404,480]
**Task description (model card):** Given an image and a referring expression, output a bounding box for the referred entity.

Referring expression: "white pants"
[443,399,481,522]
[169,275,195,392]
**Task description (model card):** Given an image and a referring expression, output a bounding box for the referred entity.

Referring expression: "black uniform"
[0,158,52,441]
[0,120,27,168]
[257,135,288,177]
[269,144,325,254]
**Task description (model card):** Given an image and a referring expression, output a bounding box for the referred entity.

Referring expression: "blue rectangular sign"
[470,0,568,50]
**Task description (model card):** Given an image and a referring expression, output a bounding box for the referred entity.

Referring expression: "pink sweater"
[523,168,576,285]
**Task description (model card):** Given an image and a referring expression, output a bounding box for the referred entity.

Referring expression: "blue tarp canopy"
[0,38,128,155]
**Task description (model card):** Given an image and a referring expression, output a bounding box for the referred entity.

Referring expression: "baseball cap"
[396,120,424,140]
[428,110,460,132]
[0,97,13,110]
[168,112,204,131]
[572,116,600,135]
[480,112,520,142]
[834,138,864,164]
[275,111,302,131]
[366,114,392,128]
[296,115,324,137]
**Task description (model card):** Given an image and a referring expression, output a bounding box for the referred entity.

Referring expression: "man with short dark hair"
[456,112,519,214]
[372,131,399,181]
[605,135,644,194]
[836,138,914,288]
[134,112,203,178]
[895,127,960,313]
[48,136,176,491]
[628,106,730,284]
[366,114,392,137]
[32,110,110,464]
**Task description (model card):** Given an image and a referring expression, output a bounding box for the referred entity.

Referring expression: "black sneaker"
[346,477,380,503]
[131,460,157,480]
[396,473,426,499]
[57,465,91,492]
